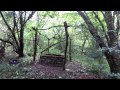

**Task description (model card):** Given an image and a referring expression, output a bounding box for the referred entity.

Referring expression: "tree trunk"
[103,11,120,73]
[33,29,38,62]
[69,38,72,61]
[104,50,120,73]
[48,39,50,53]
[63,21,69,71]
[58,35,63,53]
[19,12,24,57]
[77,11,120,73]
[81,32,88,55]
[18,27,24,57]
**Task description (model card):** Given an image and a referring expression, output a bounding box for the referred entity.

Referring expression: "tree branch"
[23,11,36,26]
[102,11,118,47]
[93,11,110,46]
[77,11,106,48]
[0,38,13,45]
[0,11,19,48]
[32,25,80,31]
[0,11,12,31]
[40,40,65,54]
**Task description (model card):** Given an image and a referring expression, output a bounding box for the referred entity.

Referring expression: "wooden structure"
[39,54,65,67]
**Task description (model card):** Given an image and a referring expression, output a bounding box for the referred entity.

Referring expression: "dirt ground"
[28,61,100,79]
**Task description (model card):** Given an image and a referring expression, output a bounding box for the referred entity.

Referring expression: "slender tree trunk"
[58,35,63,53]
[48,39,50,53]
[81,40,86,55]
[69,38,72,61]
[81,33,88,55]
[33,29,38,62]
[63,21,69,71]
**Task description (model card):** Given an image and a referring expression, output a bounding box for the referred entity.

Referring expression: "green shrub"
[18,56,33,67]
[0,63,31,79]
[108,73,120,79]
[0,55,35,78]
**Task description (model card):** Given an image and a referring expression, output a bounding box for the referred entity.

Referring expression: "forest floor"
[0,53,106,79]
[27,61,101,79]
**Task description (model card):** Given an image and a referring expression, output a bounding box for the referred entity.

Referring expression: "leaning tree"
[77,11,120,73]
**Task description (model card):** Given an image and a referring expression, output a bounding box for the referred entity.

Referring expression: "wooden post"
[63,21,69,71]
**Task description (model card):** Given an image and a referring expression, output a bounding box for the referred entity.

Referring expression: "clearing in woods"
[27,54,100,79]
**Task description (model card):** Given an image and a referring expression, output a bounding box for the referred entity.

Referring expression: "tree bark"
[18,27,24,57]
[19,12,24,57]
[103,11,120,73]
[78,11,120,73]
[103,11,118,47]
[63,21,69,71]
[33,28,38,62]
[69,38,72,61]
[104,50,120,73]
[48,39,50,53]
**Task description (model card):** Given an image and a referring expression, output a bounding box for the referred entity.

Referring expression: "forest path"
[28,61,100,79]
